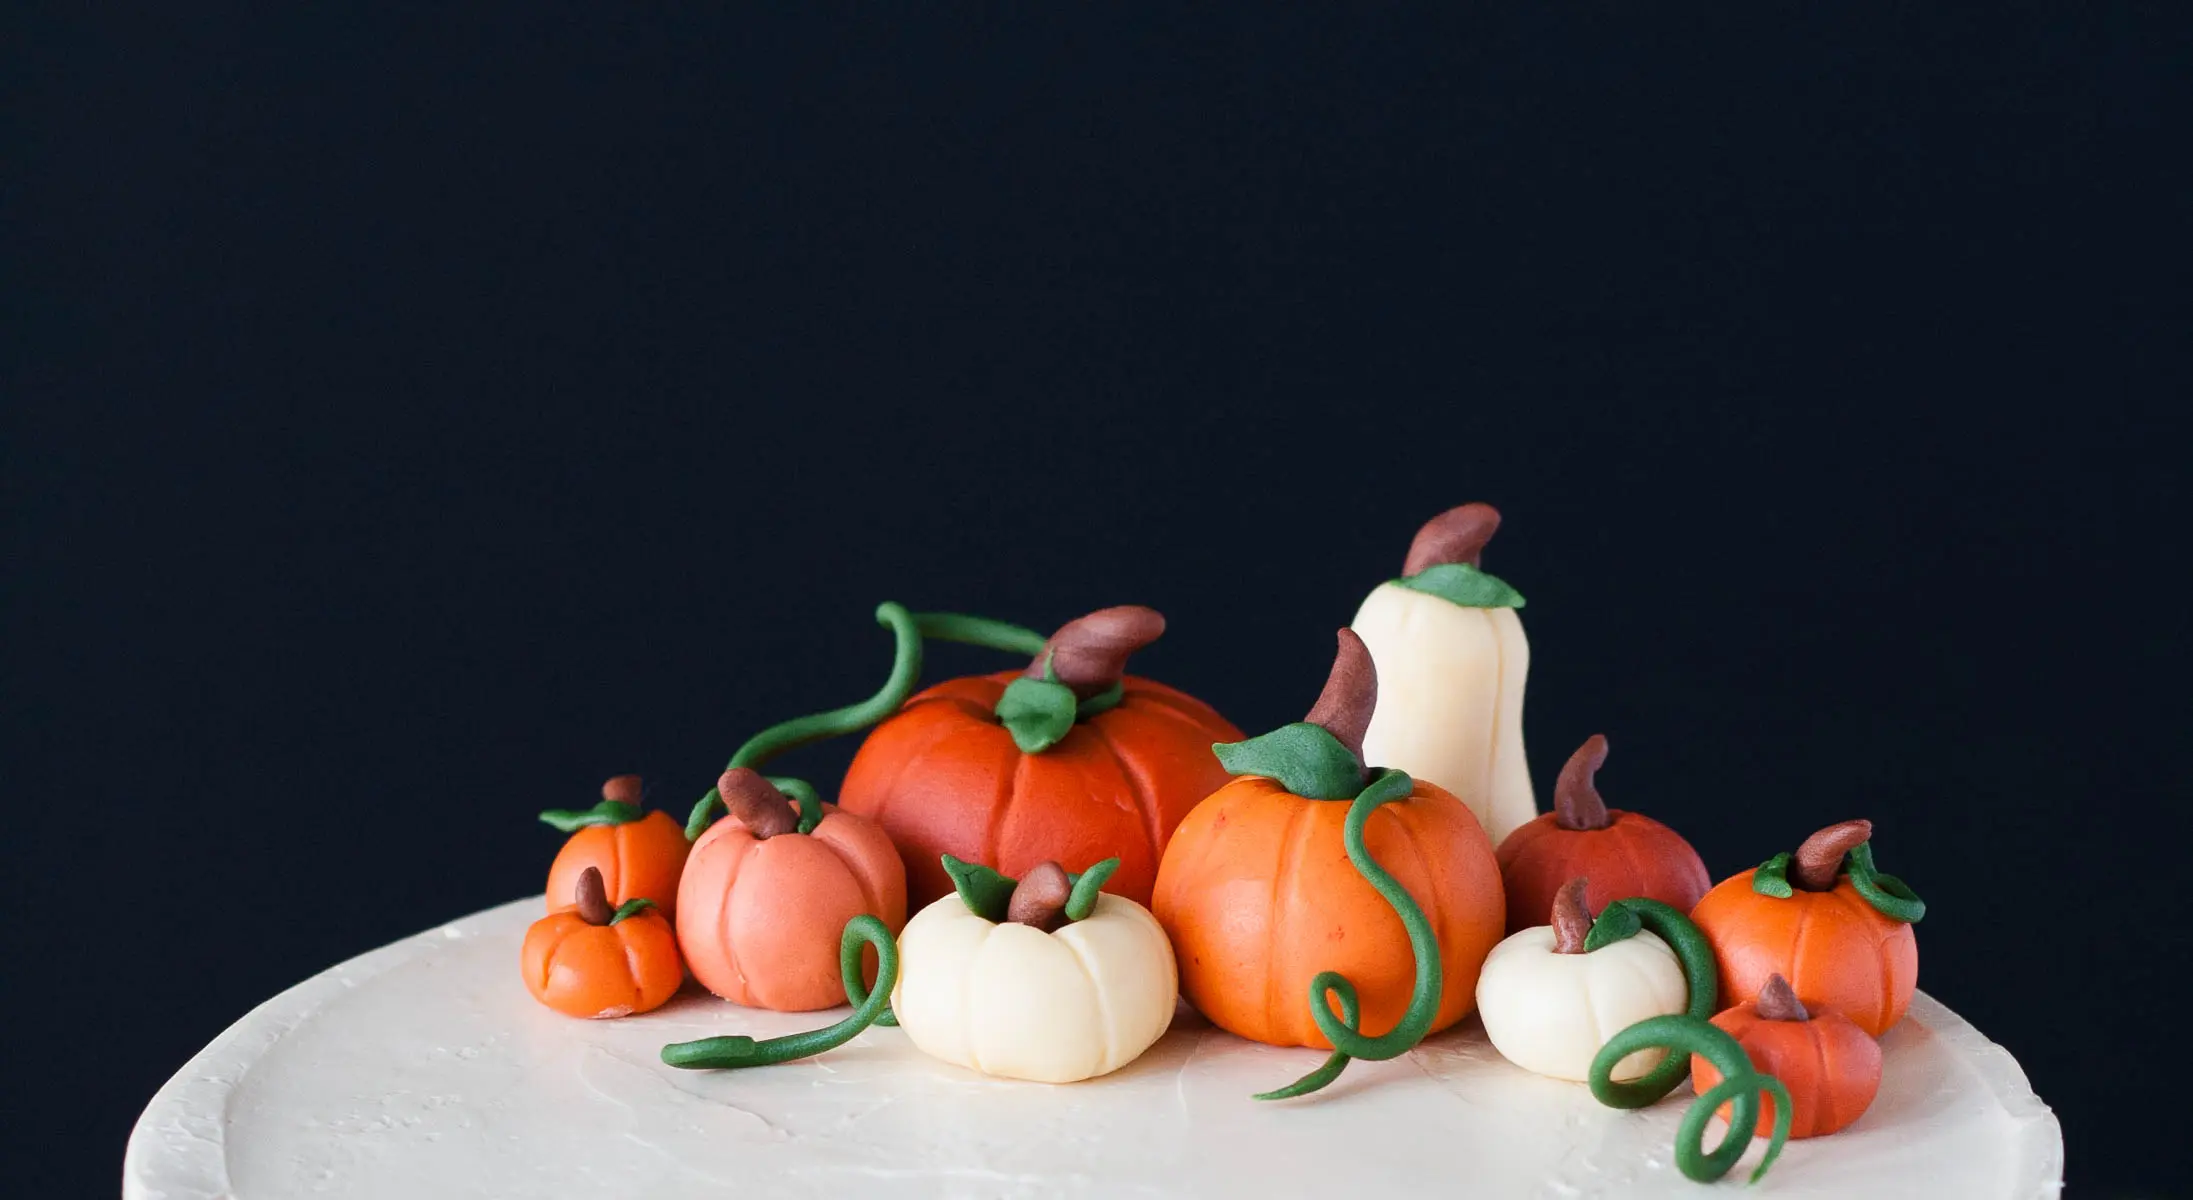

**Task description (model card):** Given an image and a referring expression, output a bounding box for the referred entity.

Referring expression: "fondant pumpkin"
[1351,503,1535,842]
[1691,974,1882,1139]
[1476,878,1716,1082]
[1153,629,1504,1097]
[541,775,691,925]
[677,769,907,1011]
[1689,819,1925,1037]
[662,854,1177,1085]
[1495,736,1710,933]
[891,856,1177,1083]
[839,606,1241,909]
[522,867,682,1018]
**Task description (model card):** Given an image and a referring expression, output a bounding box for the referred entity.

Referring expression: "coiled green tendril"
[1579,897,1721,1104]
[1588,1014,1793,1185]
[1257,768,1441,1101]
[685,602,924,839]
[661,914,899,1068]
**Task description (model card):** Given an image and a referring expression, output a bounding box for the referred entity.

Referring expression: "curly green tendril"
[661,915,900,1069]
[1589,1013,1792,1185]
[1257,768,1440,1101]
[910,612,1048,657]
[1579,897,1721,1104]
[685,602,924,839]
[1750,843,1925,923]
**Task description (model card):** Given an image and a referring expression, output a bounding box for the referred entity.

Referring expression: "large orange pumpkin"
[1154,630,1504,1098]
[522,867,683,1019]
[677,769,907,1012]
[541,775,691,925]
[1689,819,1924,1037]
[1690,973,1882,1139]
[1496,735,1710,933]
[840,606,1241,909]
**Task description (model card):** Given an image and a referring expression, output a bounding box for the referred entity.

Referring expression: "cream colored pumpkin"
[1353,581,1534,842]
[1474,924,1688,1081]
[891,890,1178,1083]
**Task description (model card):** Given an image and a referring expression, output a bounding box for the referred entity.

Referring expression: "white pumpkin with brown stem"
[1352,503,1535,842]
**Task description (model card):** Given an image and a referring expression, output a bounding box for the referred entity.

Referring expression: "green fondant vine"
[1589,1014,1792,1185]
[661,915,900,1069]
[1256,768,1441,1101]
[537,799,642,831]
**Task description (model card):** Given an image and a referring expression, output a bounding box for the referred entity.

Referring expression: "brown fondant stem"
[602,775,643,806]
[1304,628,1378,766]
[1554,735,1613,831]
[1006,861,1072,932]
[1550,877,1593,954]
[1401,503,1503,575]
[1792,820,1873,891]
[1027,606,1167,698]
[717,767,798,840]
[574,866,614,926]
[1756,974,1811,1022]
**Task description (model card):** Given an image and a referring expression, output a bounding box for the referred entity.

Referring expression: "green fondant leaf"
[1213,722,1366,801]
[1583,902,1643,951]
[538,800,643,832]
[1392,562,1526,609]
[1075,681,1126,719]
[608,898,658,924]
[995,676,1079,754]
[1063,857,1121,922]
[942,854,1018,922]
[1752,851,1795,898]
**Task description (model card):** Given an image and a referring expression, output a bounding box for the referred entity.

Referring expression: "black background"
[7,7,2185,1196]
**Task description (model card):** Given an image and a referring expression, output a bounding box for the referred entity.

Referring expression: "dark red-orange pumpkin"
[1496,735,1710,933]
[839,606,1240,908]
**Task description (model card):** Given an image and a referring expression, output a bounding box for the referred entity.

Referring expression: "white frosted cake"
[126,896,2060,1199]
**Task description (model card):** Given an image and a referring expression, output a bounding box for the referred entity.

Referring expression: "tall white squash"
[1352,503,1534,842]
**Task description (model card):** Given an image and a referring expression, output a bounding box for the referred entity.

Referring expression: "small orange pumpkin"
[840,606,1241,909]
[1154,630,1505,1097]
[522,867,683,1018]
[1496,735,1711,933]
[1690,974,1882,1138]
[541,775,691,925]
[1689,819,1925,1037]
[676,769,907,1012]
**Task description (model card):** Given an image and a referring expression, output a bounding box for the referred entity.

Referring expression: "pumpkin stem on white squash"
[573,867,615,926]
[1026,605,1166,698]
[716,768,799,840]
[1303,628,1377,771]
[1756,973,1810,1022]
[1553,735,1613,830]
[1401,502,1502,575]
[1792,820,1872,891]
[1005,861,1072,932]
[1550,877,1594,953]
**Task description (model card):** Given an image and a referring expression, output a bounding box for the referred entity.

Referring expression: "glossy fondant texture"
[1476,925,1688,1081]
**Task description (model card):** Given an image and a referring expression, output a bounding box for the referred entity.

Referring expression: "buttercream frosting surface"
[126,897,2061,1199]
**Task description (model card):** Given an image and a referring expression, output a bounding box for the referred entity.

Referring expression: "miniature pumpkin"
[1689,819,1925,1037]
[678,768,907,1011]
[1495,735,1711,933]
[839,606,1241,909]
[1475,878,1717,1083]
[662,853,1177,1085]
[1152,629,1505,1098]
[674,602,920,1012]
[1691,974,1882,1139]
[522,867,682,1018]
[1351,503,1535,842]
[541,775,691,925]
[889,856,1177,1082]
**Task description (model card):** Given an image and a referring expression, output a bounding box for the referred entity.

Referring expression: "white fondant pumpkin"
[1474,925,1688,1081]
[1353,580,1534,843]
[891,890,1177,1083]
